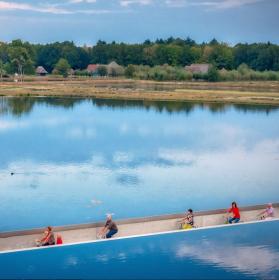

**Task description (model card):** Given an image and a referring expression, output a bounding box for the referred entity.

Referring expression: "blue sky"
[0,0,278,45]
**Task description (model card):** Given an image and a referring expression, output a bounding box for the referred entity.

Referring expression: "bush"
[125,64,136,78]
[132,65,193,81]
[218,65,279,81]
[97,65,107,76]
[193,72,208,80]
[53,58,71,78]
[74,69,89,76]
[208,66,220,82]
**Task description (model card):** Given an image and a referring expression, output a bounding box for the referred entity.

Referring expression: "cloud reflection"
[176,241,279,277]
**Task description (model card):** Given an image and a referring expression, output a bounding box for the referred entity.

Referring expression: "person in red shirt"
[227,201,240,224]
[56,234,63,245]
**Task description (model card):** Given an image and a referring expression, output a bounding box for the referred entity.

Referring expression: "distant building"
[185,64,211,74]
[68,68,75,76]
[86,61,124,77]
[107,61,124,76]
[87,64,98,75]
[36,66,48,76]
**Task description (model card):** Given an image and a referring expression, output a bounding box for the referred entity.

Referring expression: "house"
[86,62,125,77]
[36,66,48,76]
[185,64,211,74]
[107,61,124,76]
[68,68,75,76]
[87,64,98,75]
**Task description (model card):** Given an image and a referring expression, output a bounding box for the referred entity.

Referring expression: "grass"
[1,79,279,105]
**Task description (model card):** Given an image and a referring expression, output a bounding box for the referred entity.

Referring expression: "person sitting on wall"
[98,214,118,239]
[179,209,194,229]
[36,226,56,246]
[227,202,241,224]
[257,203,274,220]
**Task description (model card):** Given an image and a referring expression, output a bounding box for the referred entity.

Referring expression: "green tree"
[208,66,220,82]
[0,59,5,80]
[125,64,136,78]
[208,44,234,69]
[97,65,107,76]
[8,46,34,81]
[53,58,71,77]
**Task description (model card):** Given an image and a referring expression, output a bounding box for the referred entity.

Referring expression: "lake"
[1,220,279,279]
[0,97,279,231]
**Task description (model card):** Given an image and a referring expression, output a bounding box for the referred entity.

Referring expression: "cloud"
[213,0,264,9]
[0,1,72,14]
[165,0,266,9]
[68,0,97,3]
[120,0,153,7]
[0,0,266,14]
[176,242,279,277]
[0,1,117,14]
[0,120,28,131]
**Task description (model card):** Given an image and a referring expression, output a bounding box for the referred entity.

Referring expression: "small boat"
[0,203,278,253]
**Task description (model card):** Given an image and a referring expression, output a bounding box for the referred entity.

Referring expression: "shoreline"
[1,79,279,106]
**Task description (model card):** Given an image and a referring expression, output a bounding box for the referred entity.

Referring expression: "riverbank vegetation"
[1,38,279,82]
[121,64,279,82]
[1,80,279,106]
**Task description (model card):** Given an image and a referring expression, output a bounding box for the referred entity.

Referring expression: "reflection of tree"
[91,99,197,115]
[234,104,277,115]
[92,99,279,115]
[6,97,35,116]
[0,96,278,117]
[35,97,83,109]
[0,97,8,115]
[0,97,83,117]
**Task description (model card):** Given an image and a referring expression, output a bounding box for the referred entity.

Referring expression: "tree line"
[0,37,279,78]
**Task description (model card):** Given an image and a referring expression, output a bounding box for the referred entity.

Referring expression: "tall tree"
[0,59,5,81]
[8,46,34,81]
[53,58,71,77]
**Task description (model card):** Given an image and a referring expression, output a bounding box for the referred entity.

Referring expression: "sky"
[0,0,278,45]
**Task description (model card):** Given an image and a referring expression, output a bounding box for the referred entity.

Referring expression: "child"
[56,234,63,245]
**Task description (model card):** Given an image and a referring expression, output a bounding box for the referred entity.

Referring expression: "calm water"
[0,97,279,231]
[1,221,279,279]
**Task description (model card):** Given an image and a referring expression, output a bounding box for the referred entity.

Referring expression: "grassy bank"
[1,79,279,106]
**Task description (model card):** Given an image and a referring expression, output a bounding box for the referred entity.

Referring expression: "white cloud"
[165,0,266,9]
[68,0,97,3]
[214,0,263,9]
[0,120,28,131]
[66,127,97,139]
[165,0,188,7]
[176,242,279,276]
[0,1,117,14]
[0,0,265,13]
[113,152,134,163]
[120,0,153,7]
[0,1,72,14]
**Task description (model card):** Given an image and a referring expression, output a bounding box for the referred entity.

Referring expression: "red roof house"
[185,64,211,74]
[87,64,98,74]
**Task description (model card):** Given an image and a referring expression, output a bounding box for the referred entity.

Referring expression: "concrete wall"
[1,204,278,252]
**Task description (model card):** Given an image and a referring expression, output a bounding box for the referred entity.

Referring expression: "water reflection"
[0,96,279,230]
[176,241,279,278]
[116,173,140,186]
[0,97,279,117]
[0,97,83,117]
[176,224,279,279]
[1,221,279,279]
